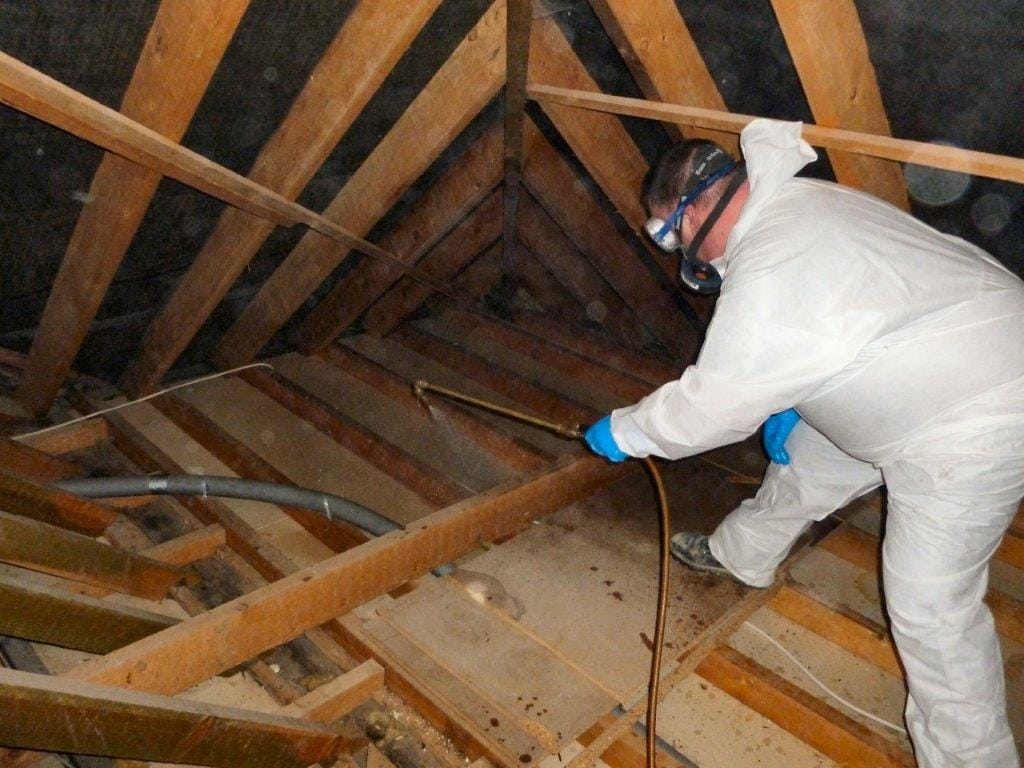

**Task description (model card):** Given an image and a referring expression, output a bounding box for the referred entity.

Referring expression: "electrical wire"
[742,621,907,735]
[14,362,275,440]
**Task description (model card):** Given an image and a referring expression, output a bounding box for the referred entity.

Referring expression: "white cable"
[742,621,908,735]
[14,362,275,441]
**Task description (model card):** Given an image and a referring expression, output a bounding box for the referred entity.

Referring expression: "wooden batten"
[210,0,508,371]
[280,659,385,722]
[363,189,504,337]
[0,470,119,536]
[16,0,252,418]
[511,245,593,325]
[15,418,109,456]
[0,510,185,600]
[298,122,504,353]
[0,571,177,654]
[527,85,1024,184]
[118,0,442,397]
[770,0,909,208]
[0,667,346,768]
[0,438,83,483]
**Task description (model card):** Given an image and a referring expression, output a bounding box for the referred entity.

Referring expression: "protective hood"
[708,119,817,278]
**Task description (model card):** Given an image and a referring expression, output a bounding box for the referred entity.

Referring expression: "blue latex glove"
[762,408,801,465]
[584,415,629,463]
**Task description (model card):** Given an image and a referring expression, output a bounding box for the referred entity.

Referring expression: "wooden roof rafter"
[207,0,509,375]
[15,0,252,419]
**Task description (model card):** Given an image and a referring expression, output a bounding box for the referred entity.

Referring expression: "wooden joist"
[527,85,1024,184]
[319,344,552,473]
[770,0,909,208]
[238,367,467,508]
[0,571,177,654]
[588,0,737,151]
[16,0,252,418]
[363,189,504,337]
[0,509,184,600]
[280,659,385,721]
[696,646,914,768]
[0,667,348,768]
[118,0,442,396]
[209,0,508,371]
[297,122,504,353]
[0,469,118,535]
[57,456,630,697]
[15,418,109,456]
[0,438,83,483]
[522,119,700,359]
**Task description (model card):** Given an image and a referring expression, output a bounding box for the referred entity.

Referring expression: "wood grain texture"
[0,469,118,535]
[16,0,252,417]
[212,0,508,370]
[770,0,909,208]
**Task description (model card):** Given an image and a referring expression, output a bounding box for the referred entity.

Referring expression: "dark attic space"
[0,1,1022,768]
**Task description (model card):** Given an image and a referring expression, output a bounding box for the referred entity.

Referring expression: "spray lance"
[413,380,671,768]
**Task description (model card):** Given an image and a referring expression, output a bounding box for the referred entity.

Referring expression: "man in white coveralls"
[584,118,1024,767]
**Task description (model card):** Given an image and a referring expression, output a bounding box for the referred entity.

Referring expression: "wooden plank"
[0,438,82,483]
[819,525,1024,646]
[454,242,505,301]
[16,0,251,417]
[360,189,503,336]
[318,345,552,473]
[209,0,508,371]
[59,457,630,696]
[522,119,701,358]
[441,308,652,404]
[697,647,914,767]
[0,667,345,768]
[770,583,902,677]
[0,469,118,535]
[527,85,1024,185]
[137,524,226,568]
[238,368,466,508]
[15,418,109,455]
[149,394,368,554]
[0,509,184,600]
[769,0,909,208]
[587,0,736,151]
[512,246,592,325]
[997,531,1024,570]
[117,0,442,397]
[509,310,679,388]
[297,122,504,353]
[515,192,649,347]
[390,325,596,426]
[280,659,385,722]
[0,572,177,654]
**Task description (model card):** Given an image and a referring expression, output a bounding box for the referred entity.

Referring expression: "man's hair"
[643,139,734,213]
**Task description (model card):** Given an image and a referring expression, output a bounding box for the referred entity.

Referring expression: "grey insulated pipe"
[54,475,401,537]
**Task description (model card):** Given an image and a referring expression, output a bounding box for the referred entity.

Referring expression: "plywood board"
[372,577,619,758]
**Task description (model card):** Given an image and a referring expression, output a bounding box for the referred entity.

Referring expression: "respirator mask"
[644,147,747,294]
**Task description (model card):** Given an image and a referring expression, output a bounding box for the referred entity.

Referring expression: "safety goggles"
[643,160,738,253]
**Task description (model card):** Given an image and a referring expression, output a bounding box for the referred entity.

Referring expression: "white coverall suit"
[611,119,1024,767]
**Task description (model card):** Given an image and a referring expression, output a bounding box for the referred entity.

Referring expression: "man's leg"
[881,413,1024,768]
[708,421,881,587]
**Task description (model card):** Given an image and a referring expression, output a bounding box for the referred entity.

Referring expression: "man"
[584,119,1024,767]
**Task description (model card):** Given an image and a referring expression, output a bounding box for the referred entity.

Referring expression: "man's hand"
[763,408,800,465]
[584,415,629,463]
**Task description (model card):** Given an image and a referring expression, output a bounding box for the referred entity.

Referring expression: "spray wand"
[413,380,671,768]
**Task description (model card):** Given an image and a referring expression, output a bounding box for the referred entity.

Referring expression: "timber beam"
[58,456,630,696]
[0,667,348,768]
[0,509,185,600]
[0,469,118,535]
[0,571,177,654]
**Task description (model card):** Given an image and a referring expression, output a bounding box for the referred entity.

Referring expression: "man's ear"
[680,204,699,241]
